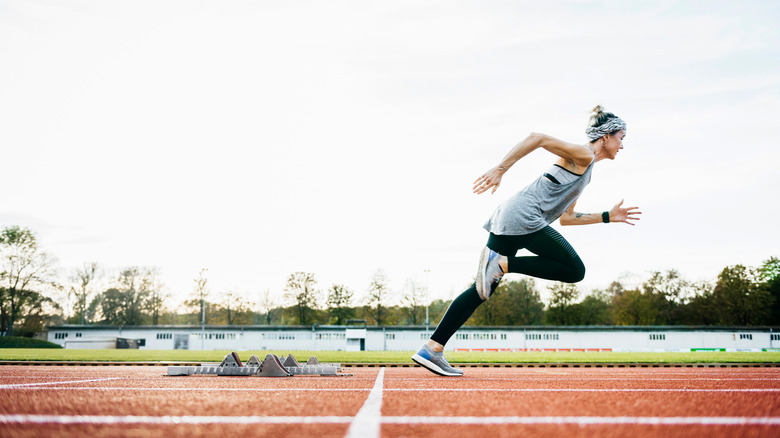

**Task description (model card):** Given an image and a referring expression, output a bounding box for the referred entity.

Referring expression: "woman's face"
[604,130,625,159]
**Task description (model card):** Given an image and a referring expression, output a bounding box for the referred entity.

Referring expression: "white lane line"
[382,416,780,426]
[0,415,778,426]
[387,377,780,381]
[1,387,369,392]
[0,415,352,425]
[0,378,122,389]
[3,387,780,393]
[383,388,780,392]
[344,367,384,438]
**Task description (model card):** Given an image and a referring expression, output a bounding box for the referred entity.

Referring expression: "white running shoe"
[411,344,463,376]
[476,246,504,300]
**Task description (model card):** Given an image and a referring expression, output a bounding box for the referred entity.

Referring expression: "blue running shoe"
[411,344,463,376]
[476,247,504,300]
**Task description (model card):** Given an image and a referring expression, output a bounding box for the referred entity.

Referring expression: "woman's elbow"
[528,132,547,145]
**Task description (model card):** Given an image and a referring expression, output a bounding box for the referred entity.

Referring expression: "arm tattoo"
[575,213,586,218]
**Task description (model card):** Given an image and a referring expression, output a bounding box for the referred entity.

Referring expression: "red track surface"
[1,365,779,437]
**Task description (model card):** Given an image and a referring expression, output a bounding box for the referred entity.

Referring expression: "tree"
[758,257,780,325]
[545,282,581,325]
[190,268,210,325]
[141,267,167,325]
[70,262,99,325]
[365,270,391,326]
[284,272,319,325]
[400,277,428,325]
[90,267,161,325]
[572,290,613,325]
[217,290,253,325]
[15,290,62,336]
[502,278,545,325]
[611,288,662,325]
[641,270,691,325]
[327,284,354,325]
[679,281,717,325]
[712,264,773,326]
[257,288,280,325]
[471,278,544,326]
[0,226,55,336]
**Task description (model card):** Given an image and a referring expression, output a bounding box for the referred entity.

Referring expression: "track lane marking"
[344,367,384,438]
[1,414,778,426]
[0,378,122,389]
[381,416,780,425]
[3,387,780,392]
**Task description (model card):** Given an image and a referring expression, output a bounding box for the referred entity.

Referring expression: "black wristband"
[602,211,610,223]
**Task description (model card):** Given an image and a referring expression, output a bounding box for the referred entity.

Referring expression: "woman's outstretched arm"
[473,133,593,195]
[560,199,642,226]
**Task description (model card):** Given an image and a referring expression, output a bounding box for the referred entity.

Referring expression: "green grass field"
[1,349,779,364]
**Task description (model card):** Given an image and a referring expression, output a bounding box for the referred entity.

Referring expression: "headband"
[585,117,626,141]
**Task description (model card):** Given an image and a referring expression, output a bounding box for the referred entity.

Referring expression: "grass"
[1,349,779,364]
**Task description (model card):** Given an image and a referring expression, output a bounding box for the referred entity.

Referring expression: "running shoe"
[411,344,463,377]
[475,246,504,300]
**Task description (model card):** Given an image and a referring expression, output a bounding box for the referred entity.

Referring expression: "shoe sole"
[411,354,463,377]
[475,247,490,300]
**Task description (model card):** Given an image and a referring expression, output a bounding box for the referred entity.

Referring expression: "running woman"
[412,106,642,376]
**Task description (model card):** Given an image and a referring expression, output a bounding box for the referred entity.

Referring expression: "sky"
[1,0,779,313]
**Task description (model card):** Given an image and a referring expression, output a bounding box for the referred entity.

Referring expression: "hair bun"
[588,105,610,127]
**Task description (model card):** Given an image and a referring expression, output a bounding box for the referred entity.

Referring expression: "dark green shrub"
[0,336,63,348]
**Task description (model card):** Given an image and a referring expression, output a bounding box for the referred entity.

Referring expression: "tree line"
[1,225,778,336]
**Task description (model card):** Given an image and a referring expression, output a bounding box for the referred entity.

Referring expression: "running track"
[1,365,779,437]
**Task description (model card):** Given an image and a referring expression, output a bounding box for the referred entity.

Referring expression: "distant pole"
[424,269,431,336]
[196,268,208,351]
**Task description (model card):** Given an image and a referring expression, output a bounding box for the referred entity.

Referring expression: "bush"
[0,336,63,348]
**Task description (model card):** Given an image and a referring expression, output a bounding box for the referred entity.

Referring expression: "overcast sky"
[2,0,778,311]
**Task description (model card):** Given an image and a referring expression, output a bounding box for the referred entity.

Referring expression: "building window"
[772,334,780,341]
[385,333,395,340]
[456,333,469,340]
[54,333,68,339]
[157,333,172,340]
[526,333,558,340]
[650,334,666,341]
[501,334,507,340]
[739,334,753,340]
[75,333,82,338]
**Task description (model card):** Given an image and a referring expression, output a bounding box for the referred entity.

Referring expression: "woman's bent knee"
[563,260,586,283]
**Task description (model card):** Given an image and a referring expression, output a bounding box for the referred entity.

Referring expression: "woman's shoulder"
[554,154,593,175]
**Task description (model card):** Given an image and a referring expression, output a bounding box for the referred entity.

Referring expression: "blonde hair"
[587,105,619,128]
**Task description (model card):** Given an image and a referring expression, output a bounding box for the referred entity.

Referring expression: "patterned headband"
[585,117,626,141]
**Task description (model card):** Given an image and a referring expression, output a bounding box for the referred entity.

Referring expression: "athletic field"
[1,350,779,437]
[1,363,779,437]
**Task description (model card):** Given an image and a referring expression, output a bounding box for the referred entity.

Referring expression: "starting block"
[167,352,351,377]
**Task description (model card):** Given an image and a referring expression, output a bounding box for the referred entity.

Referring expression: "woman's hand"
[609,199,642,225]
[473,166,505,195]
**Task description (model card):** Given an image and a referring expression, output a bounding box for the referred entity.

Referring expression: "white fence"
[46,325,780,352]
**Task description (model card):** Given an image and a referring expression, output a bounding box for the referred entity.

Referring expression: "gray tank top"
[483,160,595,235]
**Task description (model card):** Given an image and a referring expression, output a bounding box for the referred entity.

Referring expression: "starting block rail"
[167,353,351,377]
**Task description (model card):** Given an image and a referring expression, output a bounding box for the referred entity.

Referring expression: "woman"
[412,105,642,376]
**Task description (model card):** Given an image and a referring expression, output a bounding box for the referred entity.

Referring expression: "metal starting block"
[167,352,351,377]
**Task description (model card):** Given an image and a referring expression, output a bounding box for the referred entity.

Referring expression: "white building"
[46,325,780,352]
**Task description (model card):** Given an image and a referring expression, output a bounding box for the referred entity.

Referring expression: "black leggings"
[430,226,585,346]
